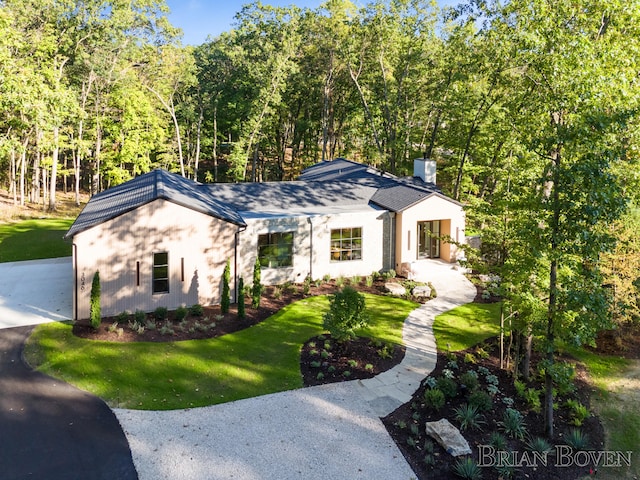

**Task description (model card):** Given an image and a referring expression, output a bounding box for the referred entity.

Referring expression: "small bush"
[499,408,527,440]
[468,390,493,412]
[89,271,101,329]
[116,311,130,323]
[154,306,168,321]
[436,376,458,399]
[365,363,374,372]
[189,304,204,316]
[565,428,590,450]
[527,437,553,454]
[423,388,445,411]
[175,306,188,322]
[454,403,485,432]
[565,399,590,426]
[316,372,325,381]
[365,275,374,287]
[489,432,507,450]
[524,388,542,413]
[335,276,345,288]
[323,286,368,342]
[514,379,527,398]
[452,457,482,480]
[382,269,396,280]
[460,371,479,391]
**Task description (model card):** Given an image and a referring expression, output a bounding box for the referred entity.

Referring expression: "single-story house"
[65,158,465,320]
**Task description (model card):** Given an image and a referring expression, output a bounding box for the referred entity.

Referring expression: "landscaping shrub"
[251,258,262,308]
[423,388,445,411]
[323,286,369,342]
[189,304,204,316]
[134,309,146,323]
[175,306,188,322]
[468,390,493,412]
[459,371,479,391]
[90,271,101,329]
[452,456,482,480]
[454,403,485,432]
[436,376,458,399]
[154,306,168,321]
[238,277,246,318]
[221,259,230,314]
[499,408,528,439]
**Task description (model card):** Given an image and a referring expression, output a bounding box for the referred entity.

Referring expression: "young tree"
[251,258,263,309]
[483,0,640,437]
[221,260,231,314]
[90,271,101,329]
[237,277,246,319]
[323,286,369,342]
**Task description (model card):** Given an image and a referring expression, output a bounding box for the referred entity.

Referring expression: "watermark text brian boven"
[478,445,633,468]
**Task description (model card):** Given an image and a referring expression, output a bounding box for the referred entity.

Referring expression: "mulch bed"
[72,277,425,343]
[300,334,405,386]
[383,338,606,480]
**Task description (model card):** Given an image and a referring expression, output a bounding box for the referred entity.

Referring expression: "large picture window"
[258,232,294,268]
[153,252,169,293]
[331,227,362,262]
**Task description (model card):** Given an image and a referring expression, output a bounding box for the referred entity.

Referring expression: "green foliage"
[468,390,493,413]
[489,432,507,451]
[565,399,590,426]
[526,437,553,454]
[565,428,590,451]
[251,259,262,309]
[452,457,482,480]
[453,403,485,431]
[154,306,168,322]
[175,306,188,322]
[436,376,458,399]
[423,388,445,411]
[237,277,246,318]
[221,259,231,314]
[499,408,527,440]
[459,371,479,391]
[89,271,101,329]
[323,286,368,342]
[189,304,204,317]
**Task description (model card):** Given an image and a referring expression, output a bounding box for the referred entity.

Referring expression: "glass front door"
[418,221,440,259]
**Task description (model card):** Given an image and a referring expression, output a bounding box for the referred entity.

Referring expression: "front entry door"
[418,221,440,259]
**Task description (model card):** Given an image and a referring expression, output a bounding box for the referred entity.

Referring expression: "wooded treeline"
[2,0,640,438]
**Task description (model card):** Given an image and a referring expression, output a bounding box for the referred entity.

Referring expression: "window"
[258,232,294,268]
[153,252,169,293]
[331,227,362,262]
[417,221,440,259]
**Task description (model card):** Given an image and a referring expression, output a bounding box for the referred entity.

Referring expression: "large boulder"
[384,282,407,296]
[425,418,472,457]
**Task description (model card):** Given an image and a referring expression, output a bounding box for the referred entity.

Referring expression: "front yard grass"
[433,302,502,351]
[24,293,417,410]
[0,218,74,262]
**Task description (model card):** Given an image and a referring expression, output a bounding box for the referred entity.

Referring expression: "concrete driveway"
[0,257,72,329]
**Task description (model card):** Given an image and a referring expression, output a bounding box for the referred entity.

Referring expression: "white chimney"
[414,158,436,184]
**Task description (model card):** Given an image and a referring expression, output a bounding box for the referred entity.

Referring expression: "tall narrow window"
[258,232,294,268]
[330,227,362,262]
[153,252,169,293]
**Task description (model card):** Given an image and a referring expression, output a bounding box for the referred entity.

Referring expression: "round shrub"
[436,376,458,399]
[468,390,493,412]
[423,388,445,411]
[323,286,369,342]
[460,371,479,391]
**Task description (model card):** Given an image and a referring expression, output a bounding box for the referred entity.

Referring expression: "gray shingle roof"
[65,170,246,239]
[66,159,460,239]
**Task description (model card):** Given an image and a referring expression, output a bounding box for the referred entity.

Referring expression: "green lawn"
[25,294,417,410]
[0,218,74,262]
[433,302,502,351]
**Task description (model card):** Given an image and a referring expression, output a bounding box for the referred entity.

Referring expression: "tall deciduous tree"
[484,0,640,437]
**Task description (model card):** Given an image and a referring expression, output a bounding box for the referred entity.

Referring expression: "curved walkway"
[114,261,476,480]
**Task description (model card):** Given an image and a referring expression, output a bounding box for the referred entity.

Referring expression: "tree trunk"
[48,126,59,211]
